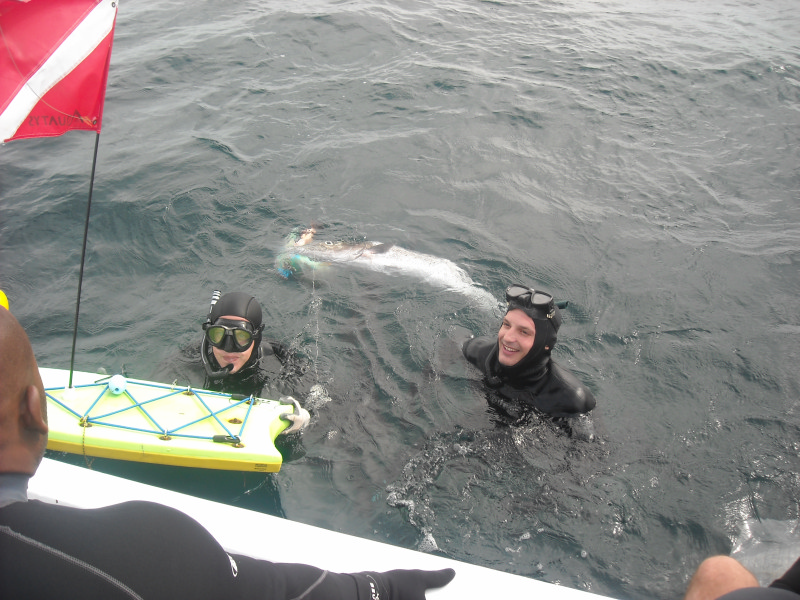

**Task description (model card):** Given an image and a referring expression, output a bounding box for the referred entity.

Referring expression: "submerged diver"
[277,225,321,279]
[152,291,310,433]
[462,283,596,428]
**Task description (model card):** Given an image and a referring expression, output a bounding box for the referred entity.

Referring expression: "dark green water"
[2,2,799,599]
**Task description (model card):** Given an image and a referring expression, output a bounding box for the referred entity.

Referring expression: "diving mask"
[505,284,555,319]
[203,318,255,352]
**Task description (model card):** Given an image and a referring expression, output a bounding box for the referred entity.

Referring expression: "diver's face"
[497,308,536,367]
[210,316,254,373]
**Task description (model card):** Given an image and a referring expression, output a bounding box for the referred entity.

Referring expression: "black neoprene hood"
[209,292,263,328]
[505,300,562,364]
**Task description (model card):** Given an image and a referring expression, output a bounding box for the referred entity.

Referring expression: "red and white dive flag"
[0,0,118,143]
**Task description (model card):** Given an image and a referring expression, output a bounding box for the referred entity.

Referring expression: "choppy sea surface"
[2,2,800,599]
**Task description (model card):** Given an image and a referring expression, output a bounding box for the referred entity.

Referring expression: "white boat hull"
[29,458,611,600]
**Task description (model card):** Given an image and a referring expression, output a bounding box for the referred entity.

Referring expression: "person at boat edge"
[151,290,310,435]
[683,554,800,600]
[461,283,597,437]
[0,305,455,600]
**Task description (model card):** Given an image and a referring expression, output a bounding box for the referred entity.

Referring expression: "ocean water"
[2,1,800,599]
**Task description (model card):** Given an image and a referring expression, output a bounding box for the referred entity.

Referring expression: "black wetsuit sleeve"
[543,362,597,415]
[461,336,477,364]
[266,340,289,361]
[461,336,493,373]
[231,554,372,598]
[1,500,234,599]
[771,557,800,594]
[0,500,384,600]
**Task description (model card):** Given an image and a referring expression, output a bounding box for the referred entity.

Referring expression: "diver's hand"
[295,227,316,246]
[278,396,310,434]
[357,568,456,599]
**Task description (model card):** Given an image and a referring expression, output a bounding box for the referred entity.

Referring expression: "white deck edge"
[29,458,610,599]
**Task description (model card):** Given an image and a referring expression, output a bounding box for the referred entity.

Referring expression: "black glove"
[358,568,456,600]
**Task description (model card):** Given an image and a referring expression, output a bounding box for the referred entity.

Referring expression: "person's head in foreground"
[0,307,48,477]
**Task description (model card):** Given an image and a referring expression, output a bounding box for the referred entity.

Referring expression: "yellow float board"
[40,368,288,472]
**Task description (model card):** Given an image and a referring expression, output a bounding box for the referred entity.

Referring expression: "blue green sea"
[2,1,799,599]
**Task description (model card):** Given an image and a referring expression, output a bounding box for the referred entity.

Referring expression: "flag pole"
[68,131,101,389]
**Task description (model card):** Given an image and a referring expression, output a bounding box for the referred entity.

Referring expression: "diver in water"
[462,284,596,430]
[277,225,321,279]
[152,291,310,433]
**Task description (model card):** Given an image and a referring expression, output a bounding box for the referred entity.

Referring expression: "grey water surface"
[1,2,799,599]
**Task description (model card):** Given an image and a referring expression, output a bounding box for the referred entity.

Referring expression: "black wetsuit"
[152,339,305,399]
[462,336,595,419]
[0,498,403,599]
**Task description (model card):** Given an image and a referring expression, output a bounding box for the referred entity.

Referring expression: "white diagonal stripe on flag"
[0,0,117,141]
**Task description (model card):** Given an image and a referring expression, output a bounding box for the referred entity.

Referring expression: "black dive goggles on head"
[203,319,256,352]
[505,284,556,318]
